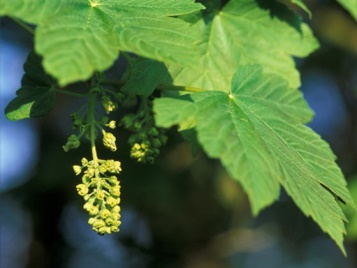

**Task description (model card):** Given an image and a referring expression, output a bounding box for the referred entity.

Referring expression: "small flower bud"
[93,219,105,229]
[63,134,80,152]
[102,130,117,152]
[88,205,99,216]
[101,95,117,114]
[96,190,105,200]
[100,209,111,219]
[107,120,116,129]
[110,185,120,197]
[88,217,96,225]
[111,226,119,232]
[149,128,159,136]
[112,206,120,214]
[107,196,120,207]
[73,165,82,175]
[76,184,89,196]
[108,176,119,185]
[99,164,107,173]
[81,158,89,166]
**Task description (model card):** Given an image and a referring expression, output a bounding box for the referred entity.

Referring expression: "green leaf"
[288,0,312,18]
[1,0,204,86]
[154,96,197,128]
[121,59,170,97]
[0,0,61,24]
[167,0,319,91]
[154,65,355,254]
[5,52,56,120]
[337,0,357,21]
[343,176,357,241]
[154,96,201,154]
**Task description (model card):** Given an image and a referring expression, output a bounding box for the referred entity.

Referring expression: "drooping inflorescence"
[73,158,122,234]
[62,75,124,235]
[62,74,168,234]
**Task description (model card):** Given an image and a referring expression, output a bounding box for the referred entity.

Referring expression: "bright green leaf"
[154,97,197,128]
[154,96,201,155]
[0,0,61,24]
[5,52,56,121]
[167,0,319,91]
[154,65,355,254]
[337,0,357,21]
[1,0,204,86]
[121,59,170,97]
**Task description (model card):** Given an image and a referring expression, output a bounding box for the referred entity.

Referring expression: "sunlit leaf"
[167,0,318,91]
[154,65,355,254]
[337,0,357,21]
[1,0,204,85]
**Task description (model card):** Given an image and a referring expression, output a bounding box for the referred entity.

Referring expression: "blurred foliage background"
[1,0,357,267]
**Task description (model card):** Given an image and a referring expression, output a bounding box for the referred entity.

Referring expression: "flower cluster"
[102,130,117,151]
[121,103,167,164]
[101,95,118,114]
[73,157,122,234]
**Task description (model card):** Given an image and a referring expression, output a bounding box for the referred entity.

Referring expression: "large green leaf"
[167,0,319,91]
[1,0,204,86]
[337,0,357,21]
[154,65,355,254]
[5,52,56,120]
[0,0,61,24]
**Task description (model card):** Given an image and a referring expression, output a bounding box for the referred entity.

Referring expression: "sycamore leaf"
[0,0,61,24]
[154,65,355,254]
[1,0,204,86]
[154,96,201,154]
[167,0,319,91]
[5,52,56,120]
[288,0,312,18]
[343,176,357,240]
[337,0,357,21]
[121,59,170,97]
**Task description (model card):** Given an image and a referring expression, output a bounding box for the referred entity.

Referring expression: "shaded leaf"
[288,0,312,18]
[121,59,170,97]
[5,52,56,120]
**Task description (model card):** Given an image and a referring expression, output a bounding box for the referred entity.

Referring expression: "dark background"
[1,1,357,267]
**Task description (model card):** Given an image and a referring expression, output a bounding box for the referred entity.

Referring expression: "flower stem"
[56,88,88,98]
[88,90,100,175]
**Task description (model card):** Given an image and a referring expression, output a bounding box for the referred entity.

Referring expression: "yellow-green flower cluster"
[101,95,117,114]
[74,157,122,235]
[102,130,117,151]
[121,102,167,164]
[130,142,151,163]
